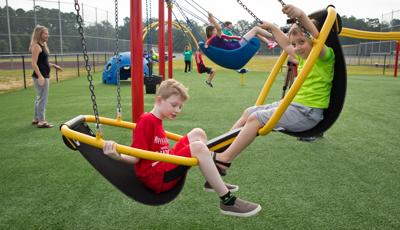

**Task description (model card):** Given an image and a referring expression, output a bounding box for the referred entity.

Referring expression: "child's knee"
[248,113,262,127]
[191,128,207,138]
[190,141,209,155]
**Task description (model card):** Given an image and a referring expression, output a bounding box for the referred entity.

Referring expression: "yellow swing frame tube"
[60,115,199,166]
[255,6,338,136]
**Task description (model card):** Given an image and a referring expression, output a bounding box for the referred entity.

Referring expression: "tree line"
[0,6,399,54]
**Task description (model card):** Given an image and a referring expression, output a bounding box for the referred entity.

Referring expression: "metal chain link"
[236,0,262,24]
[74,0,102,134]
[114,0,122,119]
[278,0,286,7]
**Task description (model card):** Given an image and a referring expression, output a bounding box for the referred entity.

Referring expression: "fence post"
[104,52,107,64]
[22,55,27,89]
[395,41,399,78]
[76,54,80,77]
[55,54,59,82]
[383,55,387,75]
[92,53,95,73]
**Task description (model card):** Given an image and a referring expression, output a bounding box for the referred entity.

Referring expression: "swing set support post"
[158,0,166,80]
[167,1,173,79]
[395,40,399,78]
[130,0,144,122]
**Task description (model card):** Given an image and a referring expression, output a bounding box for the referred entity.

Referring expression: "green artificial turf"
[0,68,399,229]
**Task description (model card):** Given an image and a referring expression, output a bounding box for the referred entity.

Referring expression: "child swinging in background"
[213,4,335,175]
[103,79,261,217]
[221,21,235,37]
[195,49,216,88]
[205,12,273,50]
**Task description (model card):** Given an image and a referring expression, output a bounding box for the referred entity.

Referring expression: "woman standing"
[29,25,62,128]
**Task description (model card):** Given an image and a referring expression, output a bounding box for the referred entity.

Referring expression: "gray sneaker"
[220,198,261,217]
[203,181,239,193]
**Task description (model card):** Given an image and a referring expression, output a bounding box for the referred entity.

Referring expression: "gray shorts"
[246,101,324,132]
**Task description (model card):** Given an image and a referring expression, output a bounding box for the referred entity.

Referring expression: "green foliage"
[339,15,382,45]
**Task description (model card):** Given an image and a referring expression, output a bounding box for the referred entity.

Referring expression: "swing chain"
[114,0,122,119]
[74,0,102,133]
[236,0,262,24]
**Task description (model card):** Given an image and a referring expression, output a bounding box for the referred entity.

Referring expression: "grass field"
[1,59,400,229]
[1,55,397,94]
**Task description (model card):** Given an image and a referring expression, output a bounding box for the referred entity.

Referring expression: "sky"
[3,0,400,26]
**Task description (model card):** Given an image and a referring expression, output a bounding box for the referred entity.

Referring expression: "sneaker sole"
[220,205,262,217]
[204,185,239,193]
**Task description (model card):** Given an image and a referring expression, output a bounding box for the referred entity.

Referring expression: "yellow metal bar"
[84,115,182,141]
[258,6,337,136]
[61,125,198,166]
[143,21,199,50]
[255,52,288,106]
[340,28,400,41]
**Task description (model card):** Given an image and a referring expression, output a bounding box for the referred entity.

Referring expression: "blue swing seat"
[199,37,260,70]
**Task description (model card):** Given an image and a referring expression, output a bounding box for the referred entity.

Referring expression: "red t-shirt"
[132,113,191,193]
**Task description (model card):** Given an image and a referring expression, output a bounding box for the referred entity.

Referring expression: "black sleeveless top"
[32,44,50,78]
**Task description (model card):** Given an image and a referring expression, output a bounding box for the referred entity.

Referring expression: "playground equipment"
[102,51,162,94]
[237,68,248,86]
[63,3,345,205]
[64,0,399,206]
[102,52,132,85]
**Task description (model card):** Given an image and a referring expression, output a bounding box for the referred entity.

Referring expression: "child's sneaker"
[203,181,239,192]
[205,81,213,88]
[220,198,261,217]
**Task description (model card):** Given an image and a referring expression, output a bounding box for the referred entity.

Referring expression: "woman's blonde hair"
[29,25,49,54]
[156,79,189,101]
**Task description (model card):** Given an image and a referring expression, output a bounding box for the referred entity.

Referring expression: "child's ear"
[155,96,162,104]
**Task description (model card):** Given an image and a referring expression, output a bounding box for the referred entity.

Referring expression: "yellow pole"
[60,125,198,166]
[255,52,288,106]
[340,28,400,40]
[240,74,244,86]
[84,115,182,141]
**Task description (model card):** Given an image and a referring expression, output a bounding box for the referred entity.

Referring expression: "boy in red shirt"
[195,49,215,87]
[103,79,261,217]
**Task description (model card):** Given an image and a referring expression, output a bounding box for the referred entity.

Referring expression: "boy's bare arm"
[282,4,319,38]
[282,4,327,57]
[259,21,295,57]
[103,141,139,164]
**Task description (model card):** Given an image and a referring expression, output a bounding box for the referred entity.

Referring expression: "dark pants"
[184,61,191,72]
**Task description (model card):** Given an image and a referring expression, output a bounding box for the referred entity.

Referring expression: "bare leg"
[230,108,251,130]
[243,26,273,42]
[257,35,271,44]
[218,114,262,164]
[190,141,229,196]
[207,71,215,83]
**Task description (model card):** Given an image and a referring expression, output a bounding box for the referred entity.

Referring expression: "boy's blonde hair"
[29,25,49,54]
[156,79,189,101]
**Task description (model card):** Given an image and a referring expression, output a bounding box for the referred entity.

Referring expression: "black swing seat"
[282,5,346,138]
[144,75,162,94]
[206,128,242,153]
[61,116,187,206]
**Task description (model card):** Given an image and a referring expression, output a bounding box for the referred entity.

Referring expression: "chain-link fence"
[341,9,399,74]
[381,9,400,32]
[0,0,130,54]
